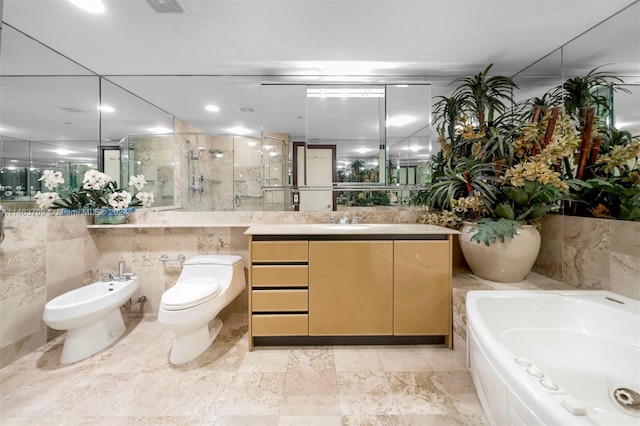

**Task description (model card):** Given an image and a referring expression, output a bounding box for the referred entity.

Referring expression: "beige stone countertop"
[244,223,459,235]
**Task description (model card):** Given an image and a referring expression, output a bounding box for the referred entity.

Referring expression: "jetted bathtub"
[466,290,640,426]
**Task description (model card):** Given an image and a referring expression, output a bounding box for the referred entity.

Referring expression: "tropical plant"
[543,67,639,219]
[450,63,518,128]
[414,65,579,243]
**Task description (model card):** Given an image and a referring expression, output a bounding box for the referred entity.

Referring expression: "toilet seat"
[160,278,222,310]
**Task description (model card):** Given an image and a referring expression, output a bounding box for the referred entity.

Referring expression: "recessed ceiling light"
[228,127,250,136]
[55,149,71,156]
[148,127,171,134]
[98,105,115,112]
[69,0,105,13]
[307,87,385,98]
[205,105,220,112]
[354,148,372,154]
[387,115,416,127]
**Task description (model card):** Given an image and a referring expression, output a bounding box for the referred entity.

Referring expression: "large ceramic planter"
[458,222,541,283]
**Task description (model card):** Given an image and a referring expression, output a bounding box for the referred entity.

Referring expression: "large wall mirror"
[260,83,432,211]
[0,24,99,204]
[512,1,640,135]
[2,2,637,212]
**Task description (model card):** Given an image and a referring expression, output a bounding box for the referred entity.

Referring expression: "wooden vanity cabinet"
[308,241,393,335]
[393,240,451,338]
[248,234,453,349]
[249,239,309,349]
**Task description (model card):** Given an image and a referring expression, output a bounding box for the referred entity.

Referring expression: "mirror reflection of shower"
[187,140,206,206]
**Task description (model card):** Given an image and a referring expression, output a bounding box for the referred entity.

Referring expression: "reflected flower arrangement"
[35,169,154,210]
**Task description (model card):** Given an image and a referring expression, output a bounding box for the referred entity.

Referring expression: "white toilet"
[157,255,246,365]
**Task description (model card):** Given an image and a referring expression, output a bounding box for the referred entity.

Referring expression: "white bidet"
[43,278,139,364]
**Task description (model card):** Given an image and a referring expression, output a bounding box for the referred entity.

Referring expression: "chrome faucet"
[338,216,349,224]
[102,272,117,282]
[119,261,126,280]
[351,216,363,224]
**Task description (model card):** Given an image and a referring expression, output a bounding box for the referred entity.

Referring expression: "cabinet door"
[309,241,393,335]
[394,240,451,335]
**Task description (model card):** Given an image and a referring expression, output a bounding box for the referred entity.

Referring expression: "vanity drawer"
[252,289,308,312]
[251,265,308,287]
[251,241,308,262]
[252,314,308,336]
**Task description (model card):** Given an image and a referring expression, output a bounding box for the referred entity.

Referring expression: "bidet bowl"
[43,278,138,330]
[42,277,139,364]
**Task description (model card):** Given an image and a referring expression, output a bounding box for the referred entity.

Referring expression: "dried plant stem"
[462,171,473,195]
[589,138,601,165]
[575,108,595,181]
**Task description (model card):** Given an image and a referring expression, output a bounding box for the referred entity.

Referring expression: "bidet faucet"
[102,272,117,282]
[118,261,126,281]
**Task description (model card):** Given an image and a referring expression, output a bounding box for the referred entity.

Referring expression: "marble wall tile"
[562,215,609,250]
[95,233,134,274]
[83,234,100,283]
[535,216,639,300]
[610,219,640,257]
[539,214,563,242]
[0,286,47,347]
[1,215,46,251]
[131,232,199,313]
[609,252,640,299]
[562,244,610,289]
[0,242,46,300]
[45,238,86,299]
[46,216,87,241]
[531,239,562,281]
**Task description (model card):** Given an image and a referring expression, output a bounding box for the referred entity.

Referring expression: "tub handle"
[160,254,186,263]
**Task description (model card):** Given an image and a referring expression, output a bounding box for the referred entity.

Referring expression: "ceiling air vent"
[146,0,187,14]
[56,106,83,113]
[237,107,256,113]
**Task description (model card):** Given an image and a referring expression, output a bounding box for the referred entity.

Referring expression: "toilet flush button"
[526,366,544,378]
[561,397,588,416]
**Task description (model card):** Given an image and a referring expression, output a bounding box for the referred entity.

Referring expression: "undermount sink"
[321,224,373,231]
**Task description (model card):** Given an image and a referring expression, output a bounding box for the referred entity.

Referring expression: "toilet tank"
[178,255,242,286]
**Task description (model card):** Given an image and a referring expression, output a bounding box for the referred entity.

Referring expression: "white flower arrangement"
[35,169,154,210]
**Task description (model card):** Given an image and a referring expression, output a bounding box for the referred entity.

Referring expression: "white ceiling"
[3,0,637,77]
[1,0,639,164]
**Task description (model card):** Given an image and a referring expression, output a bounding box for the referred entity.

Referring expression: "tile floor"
[0,309,488,425]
